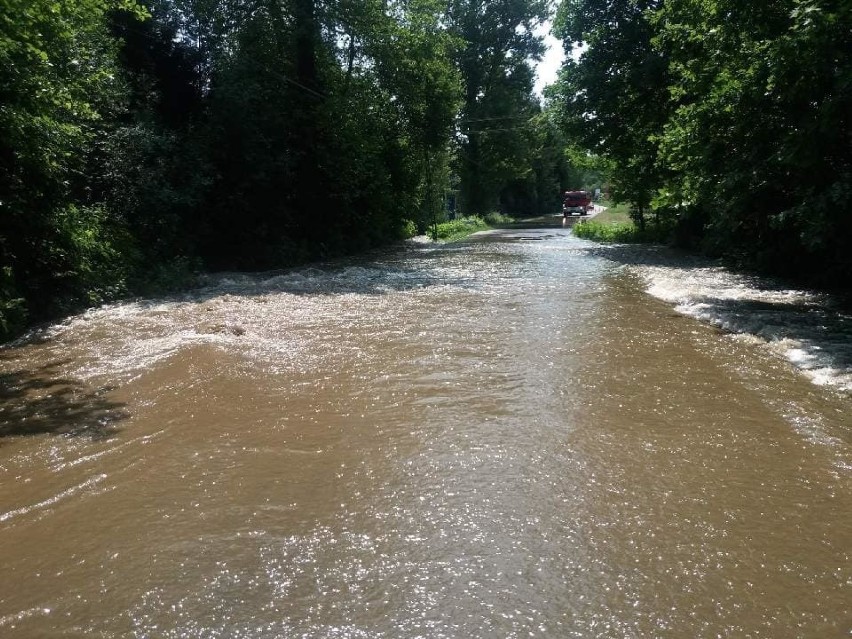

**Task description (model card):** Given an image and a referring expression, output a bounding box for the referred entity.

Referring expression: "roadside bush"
[132,255,202,296]
[573,218,675,244]
[434,216,489,241]
[484,211,513,226]
[398,219,418,240]
[53,205,135,309]
[573,221,644,242]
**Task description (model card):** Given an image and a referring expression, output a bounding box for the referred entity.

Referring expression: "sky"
[533,24,566,97]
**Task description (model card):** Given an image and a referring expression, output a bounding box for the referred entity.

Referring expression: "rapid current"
[1,226,850,637]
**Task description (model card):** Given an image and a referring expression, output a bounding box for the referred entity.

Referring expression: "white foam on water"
[8,244,851,397]
[639,263,852,393]
[0,261,459,387]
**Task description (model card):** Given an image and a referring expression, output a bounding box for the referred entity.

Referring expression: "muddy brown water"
[1,228,850,637]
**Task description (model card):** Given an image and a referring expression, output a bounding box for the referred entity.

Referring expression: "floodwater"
[1,227,850,638]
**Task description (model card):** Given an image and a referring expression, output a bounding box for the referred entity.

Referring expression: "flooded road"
[1,228,850,637]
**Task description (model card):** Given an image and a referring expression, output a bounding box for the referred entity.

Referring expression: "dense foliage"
[553,0,852,285]
[572,219,662,242]
[1,0,142,334]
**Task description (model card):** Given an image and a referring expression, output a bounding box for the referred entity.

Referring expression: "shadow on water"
[690,295,852,369]
[0,359,129,440]
[577,241,712,269]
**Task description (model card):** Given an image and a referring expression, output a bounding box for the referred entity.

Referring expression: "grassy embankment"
[575,201,675,243]
[572,201,642,242]
[431,213,513,242]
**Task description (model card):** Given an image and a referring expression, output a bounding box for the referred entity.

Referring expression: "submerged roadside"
[572,230,852,394]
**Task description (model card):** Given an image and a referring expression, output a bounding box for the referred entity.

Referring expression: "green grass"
[483,211,514,226]
[574,199,640,242]
[423,213,517,242]
[574,200,674,243]
[592,200,632,224]
[433,215,490,241]
[574,200,673,243]
[573,220,644,242]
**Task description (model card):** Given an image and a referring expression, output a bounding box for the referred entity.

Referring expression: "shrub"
[53,205,135,308]
[434,216,489,241]
[134,255,202,296]
[573,221,643,242]
[484,211,513,226]
[399,218,418,240]
[573,218,675,244]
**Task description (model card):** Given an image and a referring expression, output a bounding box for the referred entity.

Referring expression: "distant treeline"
[1,0,588,340]
[552,0,851,286]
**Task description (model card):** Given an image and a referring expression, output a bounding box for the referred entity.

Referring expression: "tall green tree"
[553,0,668,229]
[448,0,548,215]
[102,1,208,269]
[370,0,462,231]
[553,0,851,282]
[185,0,461,265]
[654,0,852,275]
[499,108,582,216]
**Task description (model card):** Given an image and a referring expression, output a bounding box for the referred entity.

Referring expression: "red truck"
[562,190,593,216]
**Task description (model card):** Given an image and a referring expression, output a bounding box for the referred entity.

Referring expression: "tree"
[102,2,208,268]
[552,0,669,230]
[370,0,462,232]
[654,0,852,276]
[447,0,548,215]
[553,0,852,282]
[0,0,144,335]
